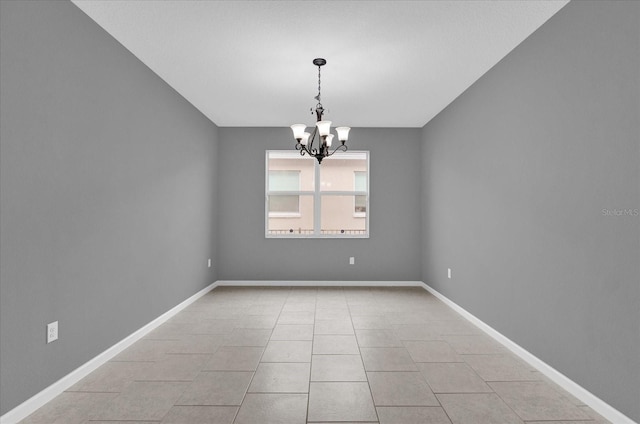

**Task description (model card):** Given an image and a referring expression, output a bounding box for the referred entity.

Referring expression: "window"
[266,150,369,238]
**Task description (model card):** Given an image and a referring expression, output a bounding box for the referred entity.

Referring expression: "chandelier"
[290,58,350,164]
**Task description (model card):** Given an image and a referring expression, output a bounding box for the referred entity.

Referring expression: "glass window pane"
[269,195,299,214]
[320,195,367,235]
[267,151,315,191]
[268,195,314,235]
[355,195,367,214]
[269,171,299,191]
[354,171,367,192]
[320,152,368,192]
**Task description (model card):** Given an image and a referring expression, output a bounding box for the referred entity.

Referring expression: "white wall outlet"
[47,321,58,344]
[349,257,355,265]
[448,268,452,279]
[208,258,212,268]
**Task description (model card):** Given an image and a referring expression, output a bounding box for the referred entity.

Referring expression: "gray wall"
[421,1,639,421]
[0,1,219,415]
[217,127,422,281]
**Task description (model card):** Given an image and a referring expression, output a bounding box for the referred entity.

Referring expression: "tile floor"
[19,286,610,424]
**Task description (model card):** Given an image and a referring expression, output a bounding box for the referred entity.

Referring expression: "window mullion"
[314,160,321,236]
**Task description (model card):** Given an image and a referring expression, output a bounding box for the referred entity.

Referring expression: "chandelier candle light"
[291,58,350,164]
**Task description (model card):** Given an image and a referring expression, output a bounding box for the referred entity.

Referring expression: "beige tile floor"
[19,286,610,424]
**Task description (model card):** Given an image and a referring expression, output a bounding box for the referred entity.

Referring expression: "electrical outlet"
[349,257,355,265]
[47,321,58,344]
[208,258,212,268]
[448,268,452,279]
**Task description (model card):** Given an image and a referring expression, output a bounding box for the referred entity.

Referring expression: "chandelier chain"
[317,64,322,106]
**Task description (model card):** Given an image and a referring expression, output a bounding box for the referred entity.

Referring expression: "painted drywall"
[217,127,422,281]
[0,1,219,415]
[421,1,639,421]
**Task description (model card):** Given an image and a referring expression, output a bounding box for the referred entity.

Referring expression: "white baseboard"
[0,281,218,424]
[421,282,637,424]
[215,280,424,287]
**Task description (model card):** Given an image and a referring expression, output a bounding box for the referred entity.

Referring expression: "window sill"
[269,212,302,218]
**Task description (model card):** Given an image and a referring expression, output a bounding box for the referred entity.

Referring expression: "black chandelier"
[290,58,350,164]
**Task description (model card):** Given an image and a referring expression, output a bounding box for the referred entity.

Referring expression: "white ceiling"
[71,0,568,128]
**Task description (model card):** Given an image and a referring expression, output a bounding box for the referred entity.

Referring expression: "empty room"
[0,1,638,423]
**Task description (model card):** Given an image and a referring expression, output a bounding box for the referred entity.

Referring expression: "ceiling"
[71,0,568,128]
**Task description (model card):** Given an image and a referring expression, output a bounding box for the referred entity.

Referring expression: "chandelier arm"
[327,143,348,157]
[308,126,319,153]
[297,145,310,158]
[297,141,312,156]
[302,142,317,157]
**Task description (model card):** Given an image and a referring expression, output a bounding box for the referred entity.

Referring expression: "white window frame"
[265,150,370,238]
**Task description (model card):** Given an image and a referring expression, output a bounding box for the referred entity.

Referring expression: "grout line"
[347,287,381,424]
[305,287,319,424]
[230,286,290,424]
